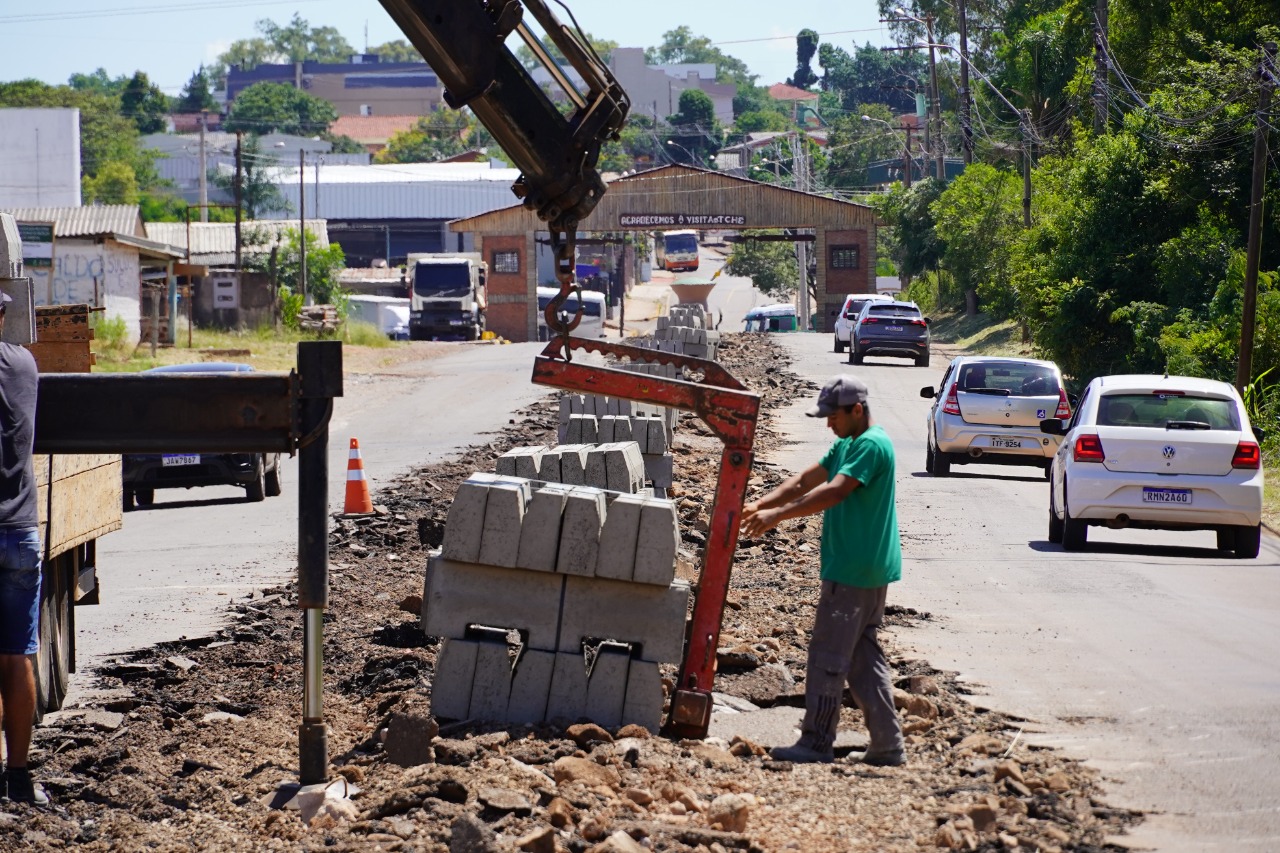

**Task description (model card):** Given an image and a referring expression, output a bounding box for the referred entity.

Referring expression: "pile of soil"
[0,335,1141,852]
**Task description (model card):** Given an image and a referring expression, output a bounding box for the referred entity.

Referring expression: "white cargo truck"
[404,253,488,341]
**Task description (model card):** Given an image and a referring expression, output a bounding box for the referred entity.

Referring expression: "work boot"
[5,767,50,806]
[855,748,906,767]
[769,739,834,764]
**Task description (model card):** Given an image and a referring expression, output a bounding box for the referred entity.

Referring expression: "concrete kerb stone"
[622,659,664,732]
[507,648,556,723]
[468,635,515,720]
[633,499,679,586]
[423,555,565,650]
[584,644,630,729]
[430,638,479,720]
[558,575,690,662]
[440,476,490,563]
[595,493,645,581]
[477,480,531,568]
[642,453,674,489]
[546,652,589,721]
[556,487,607,576]
[557,444,590,486]
[516,484,573,572]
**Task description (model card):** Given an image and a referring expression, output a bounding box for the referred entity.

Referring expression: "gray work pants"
[799,581,904,755]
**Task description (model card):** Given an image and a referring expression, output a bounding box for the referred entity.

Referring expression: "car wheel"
[246,457,267,502]
[264,455,282,497]
[933,445,950,476]
[850,344,864,366]
[1216,527,1234,552]
[1048,487,1064,544]
[925,442,935,475]
[834,336,845,353]
[916,351,930,367]
[123,490,134,512]
[1061,481,1087,551]
[1232,524,1261,559]
[34,554,73,722]
[135,488,154,507]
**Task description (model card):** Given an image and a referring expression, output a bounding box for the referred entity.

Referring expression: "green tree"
[209,135,290,219]
[723,233,798,299]
[322,132,367,154]
[667,89,720,164]
[211,14,355,79]
[818,42,925,114]
[225,82,338,136]
[376,110,471,163]
[370,39,424,63]
[931,163,1024,317]
[67,68,127,98]
[873,178,946,287]
[734,110,791,134]
[120,71,170,135]
[246,226,347,319]
[823,104,902,189]
[787,29,820,90]
[82,161,139,204]
[175,67,217,113]
[646,27,756,87]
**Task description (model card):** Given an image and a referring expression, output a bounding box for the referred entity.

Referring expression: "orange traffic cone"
[344,438,374,515]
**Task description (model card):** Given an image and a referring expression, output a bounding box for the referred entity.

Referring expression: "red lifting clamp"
[532,335,759,739]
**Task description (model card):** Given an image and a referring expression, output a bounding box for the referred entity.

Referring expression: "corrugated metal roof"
[247,162,523,221]
[0,205,143,237]
[144,220,330,258]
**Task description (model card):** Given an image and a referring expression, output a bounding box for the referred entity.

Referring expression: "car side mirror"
[1253,425,1268,443]
[1069,394,1079,407]
[924,317,932,325]
[919,386,936,399]
[1040,418,1067,436]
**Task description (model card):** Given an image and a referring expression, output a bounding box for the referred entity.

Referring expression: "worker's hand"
[741,506,781,539]
[741,500,760,522]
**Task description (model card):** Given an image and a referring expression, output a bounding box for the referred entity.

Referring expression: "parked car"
[743,304,798,332]
[849,300,931,366]
[122,363,283,509]
[1040,374,1265,558]
[536,286,605,340]
[921,356,1071,477]
[832,293,895,353]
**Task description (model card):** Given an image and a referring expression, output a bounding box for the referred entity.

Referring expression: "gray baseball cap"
[806,374,870,417]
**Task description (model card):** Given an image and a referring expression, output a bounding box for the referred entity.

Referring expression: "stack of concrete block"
[555,395,675,495]
[654,305,721,360]
[501,441,646,493]
[424,472,687,730]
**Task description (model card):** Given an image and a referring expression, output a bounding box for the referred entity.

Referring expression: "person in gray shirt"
[0,291,48,806]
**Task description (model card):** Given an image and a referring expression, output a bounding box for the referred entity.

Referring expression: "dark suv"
[850,300,931,367]
[122,363,283,509]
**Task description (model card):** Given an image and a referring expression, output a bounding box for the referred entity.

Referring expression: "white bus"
[536,287,606,340]
[655,229,699,272]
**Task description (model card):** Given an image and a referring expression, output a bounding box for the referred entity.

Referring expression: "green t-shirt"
[818,424,902,588]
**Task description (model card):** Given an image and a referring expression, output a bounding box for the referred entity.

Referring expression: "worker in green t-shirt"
[741,374,905,766]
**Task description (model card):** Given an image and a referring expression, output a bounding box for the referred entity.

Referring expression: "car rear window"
[1098,393,1241,430]
[867,304,920,318]
[957,361,1058,396]
[843,299,872,317]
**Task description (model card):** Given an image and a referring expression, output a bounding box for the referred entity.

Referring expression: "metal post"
[1237,42,1276,392]
[957,0,973,164]
[903,124,914,188]
[296,340,342,786]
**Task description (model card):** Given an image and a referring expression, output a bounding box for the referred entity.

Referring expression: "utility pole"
[299,149,309,305]
[1020,110,1033,228]
[198,110,209,222]
[924,15,945,180]
[1093,0,1109,134]
[957,0,973,164]
[794,132,810,332]
[902,122,914,188]
[234,131,243,277]
[1237,41,1277,393]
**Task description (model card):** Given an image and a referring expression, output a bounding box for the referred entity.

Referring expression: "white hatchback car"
[1041,375,1265,558]
[832,293,895,353]
[921,356,1071,477]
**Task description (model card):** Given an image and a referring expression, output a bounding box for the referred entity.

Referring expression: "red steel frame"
[532,336,759,738]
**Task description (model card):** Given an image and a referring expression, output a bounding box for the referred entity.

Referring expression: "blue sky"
[0,0,896,96]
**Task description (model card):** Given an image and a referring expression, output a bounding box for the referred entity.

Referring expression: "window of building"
[830,246,860,269]
[492,250,520,274]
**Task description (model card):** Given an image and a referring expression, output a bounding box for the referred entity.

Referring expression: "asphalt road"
[78,341,550,671]
[767,332,1280,853]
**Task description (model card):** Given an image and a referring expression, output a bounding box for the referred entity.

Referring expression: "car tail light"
[1073,434,1105,462]
[907,318,927,326]
[1232,441,1261,469]
[942,383,961,415]
[1055,387,1071,418]
[861,317,879,325]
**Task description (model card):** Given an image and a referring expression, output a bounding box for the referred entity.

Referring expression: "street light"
[861,115,915,188]
[665,139,701,166]
[884,7,945,180]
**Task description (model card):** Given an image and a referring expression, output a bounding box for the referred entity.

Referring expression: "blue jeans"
[0,527,41,655]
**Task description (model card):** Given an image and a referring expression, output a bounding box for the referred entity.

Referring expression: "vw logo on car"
[1163,445,1176,459]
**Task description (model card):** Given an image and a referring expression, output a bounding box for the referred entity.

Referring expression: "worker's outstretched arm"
[740,464,859,538]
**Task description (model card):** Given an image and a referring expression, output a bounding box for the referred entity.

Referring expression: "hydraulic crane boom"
[375,0,629,232]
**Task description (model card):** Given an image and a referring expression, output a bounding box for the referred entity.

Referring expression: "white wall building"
[0,109,82,208]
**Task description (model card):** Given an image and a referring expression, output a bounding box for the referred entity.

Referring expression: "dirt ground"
[0,335,1141,852]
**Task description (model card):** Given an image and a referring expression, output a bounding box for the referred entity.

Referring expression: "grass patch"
[93,323,391,373]
[929,309,1033,357]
